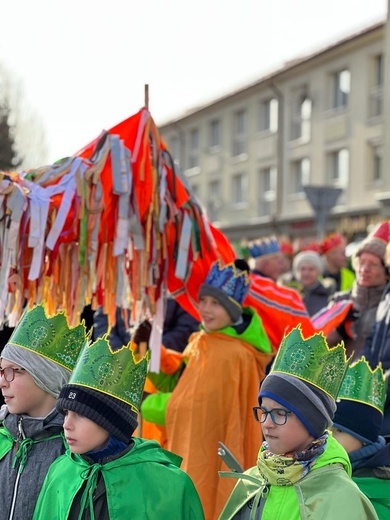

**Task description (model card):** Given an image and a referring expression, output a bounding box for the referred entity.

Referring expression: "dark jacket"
[93,298,199,352]
[301,280,332,316]
[0,408,65,520]
[363,282,390,436]
[329,282,386,359]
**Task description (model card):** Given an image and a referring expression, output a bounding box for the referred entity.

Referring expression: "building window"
[374,54,384,87]
[207,179,222,221]
[187,128,199,169]
[232,109,247,157]
[231,172,248,205]
[369,54,384,118]
[259,98,278,133]
[291,95,312,141]
[332,69,350,109]
[328,148,349,186]
[208,119,221,148]
[370,145,383,183]
[290,158,310,193]
[259,166,276,216]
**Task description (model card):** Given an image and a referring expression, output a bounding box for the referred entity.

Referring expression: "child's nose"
[63,416,72,430]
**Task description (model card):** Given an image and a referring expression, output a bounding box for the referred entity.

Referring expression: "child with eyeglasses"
[218,327,379,520]
[0,305,86,520]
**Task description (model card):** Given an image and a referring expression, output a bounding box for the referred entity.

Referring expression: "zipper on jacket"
[8,417,25,520]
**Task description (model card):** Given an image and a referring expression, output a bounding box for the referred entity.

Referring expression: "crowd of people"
[0,221,390,519]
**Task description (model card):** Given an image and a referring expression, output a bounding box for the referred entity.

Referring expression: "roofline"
[158,19,385,126]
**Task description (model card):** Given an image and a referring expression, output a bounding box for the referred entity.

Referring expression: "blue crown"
[248,238,280,258]
[203,260,250,304]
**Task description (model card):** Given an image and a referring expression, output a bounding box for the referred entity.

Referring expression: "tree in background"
[0,98,22,170]
[0,62,47,170]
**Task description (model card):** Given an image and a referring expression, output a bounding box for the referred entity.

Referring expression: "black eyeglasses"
[0,367,26,382]
[252,406,293,425]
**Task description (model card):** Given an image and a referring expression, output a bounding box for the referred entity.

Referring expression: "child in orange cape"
[165,259,273,520]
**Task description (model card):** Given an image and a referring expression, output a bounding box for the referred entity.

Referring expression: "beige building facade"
[159,21,390,243]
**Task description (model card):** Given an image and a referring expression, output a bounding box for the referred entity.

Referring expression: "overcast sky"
[1,0,387,164]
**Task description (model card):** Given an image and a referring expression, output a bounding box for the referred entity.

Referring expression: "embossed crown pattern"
[69,336,150,413]
[271,326,351,399]
[7,304,88,371]
[337,357,387,414]
[204,260,250,304]
[248,238,280,259]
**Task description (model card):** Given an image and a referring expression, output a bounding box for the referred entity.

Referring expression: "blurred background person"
[321,233,355,292]
[363,221,390,437]
[279,240,294,277]
[248,237,284,282]
[292,250,334,316]
[326,222,389,360]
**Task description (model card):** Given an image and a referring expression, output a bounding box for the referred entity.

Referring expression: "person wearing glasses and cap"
[0,305,87,520]
[218,327,379,520]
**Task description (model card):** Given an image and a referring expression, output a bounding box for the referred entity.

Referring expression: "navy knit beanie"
[57,385,138,443]
[333,399,382,443]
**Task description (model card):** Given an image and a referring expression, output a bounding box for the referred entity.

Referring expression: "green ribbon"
[78,464,102,520]
[12,433,62,474]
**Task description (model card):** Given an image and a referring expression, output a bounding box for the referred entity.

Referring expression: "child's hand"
[132,320,152,347]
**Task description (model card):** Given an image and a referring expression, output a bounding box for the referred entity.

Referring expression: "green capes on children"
[33,437,204,520]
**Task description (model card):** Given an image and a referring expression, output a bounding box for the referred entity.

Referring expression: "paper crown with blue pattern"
[248,237,280,259]
[198,259,250,321]
[203,259,250,303]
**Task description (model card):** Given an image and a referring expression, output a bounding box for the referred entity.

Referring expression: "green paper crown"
[337,357,387,414]
[271,326,351,399]
[68,336,150,413]
[7,304,88,371]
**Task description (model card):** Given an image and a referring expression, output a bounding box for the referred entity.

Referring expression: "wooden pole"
[144,84,149,109]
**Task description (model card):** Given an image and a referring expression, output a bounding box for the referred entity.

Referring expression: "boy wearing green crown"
[32,335,205,520]
[331,357,390,519]
[0,305,87,520]
[218,327,379,520]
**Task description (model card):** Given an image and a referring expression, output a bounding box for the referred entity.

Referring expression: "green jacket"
[33,437,204,520]
[353,475,390,520]
[218,435,378,520]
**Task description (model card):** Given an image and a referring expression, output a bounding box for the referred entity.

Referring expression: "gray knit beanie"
[259,373,336,438]
[2,344,70,398]
[292,251,323,278]
[56,385,138,443]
